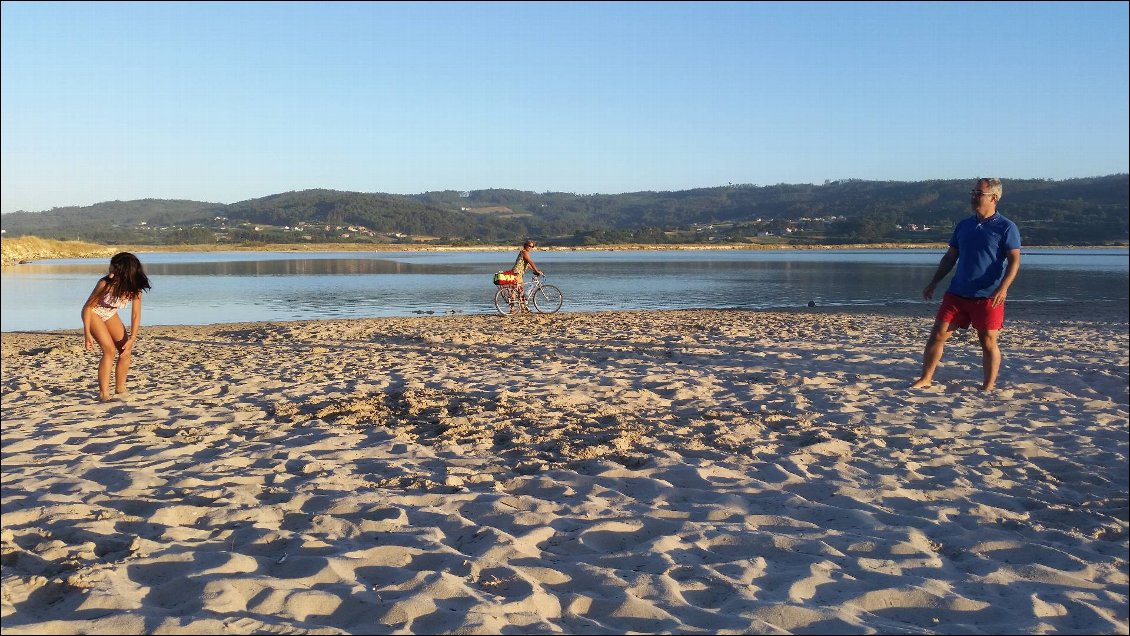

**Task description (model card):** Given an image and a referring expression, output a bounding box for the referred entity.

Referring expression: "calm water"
[2,248,1127,332]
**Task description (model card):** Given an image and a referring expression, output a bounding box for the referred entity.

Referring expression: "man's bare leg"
[978,328,1001,391]
[910,319,956,388]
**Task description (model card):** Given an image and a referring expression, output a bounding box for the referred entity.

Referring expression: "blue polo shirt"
[947,213,1021,298]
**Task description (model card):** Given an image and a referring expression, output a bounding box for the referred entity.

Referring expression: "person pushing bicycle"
[493,239,563,315]
[513,239,544,281]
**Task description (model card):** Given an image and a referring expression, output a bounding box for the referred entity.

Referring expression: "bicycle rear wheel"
[493,286,519,315]
[533,284,564,314]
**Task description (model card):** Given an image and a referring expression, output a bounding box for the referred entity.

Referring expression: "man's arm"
[922,246,958,300]
[990,248,1020,308]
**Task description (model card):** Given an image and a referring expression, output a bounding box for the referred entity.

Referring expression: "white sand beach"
[2,307,1127,634]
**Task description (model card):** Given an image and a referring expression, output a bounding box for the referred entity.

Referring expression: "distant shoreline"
[117,241,957,253]
[3,236,1127,267]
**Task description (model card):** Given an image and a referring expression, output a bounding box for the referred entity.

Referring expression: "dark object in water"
[808,300,816,307]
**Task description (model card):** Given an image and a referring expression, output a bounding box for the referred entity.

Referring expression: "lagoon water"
[2,248,1127,332]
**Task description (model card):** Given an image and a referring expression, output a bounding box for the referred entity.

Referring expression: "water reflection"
[143,259,468,276]
[7,263,110,275]
[8,258,469,276]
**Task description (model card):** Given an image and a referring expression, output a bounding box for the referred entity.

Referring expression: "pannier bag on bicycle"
[493,270,518,286]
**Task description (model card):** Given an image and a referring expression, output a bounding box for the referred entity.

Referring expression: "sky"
[1,1,1127,214]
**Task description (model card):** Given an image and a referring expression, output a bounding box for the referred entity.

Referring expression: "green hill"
[2,175,1126,246]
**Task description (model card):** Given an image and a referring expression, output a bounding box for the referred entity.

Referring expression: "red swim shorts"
[937,292,1005,331]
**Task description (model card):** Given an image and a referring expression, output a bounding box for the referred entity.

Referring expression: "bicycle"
[493,275,564,315]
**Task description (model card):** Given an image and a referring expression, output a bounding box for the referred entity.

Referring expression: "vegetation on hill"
[1,175,1126,247]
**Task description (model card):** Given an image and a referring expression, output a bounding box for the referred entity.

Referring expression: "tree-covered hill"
[2,175,1126,246]
[0,199,222,243]
[222,190,514,242]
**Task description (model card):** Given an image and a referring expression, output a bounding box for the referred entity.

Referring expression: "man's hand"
[922,282,937,300]
[990,288,1008,308]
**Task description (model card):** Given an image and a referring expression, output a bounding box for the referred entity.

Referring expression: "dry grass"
[1,236,117,266]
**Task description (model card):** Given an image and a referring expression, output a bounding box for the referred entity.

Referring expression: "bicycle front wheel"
[493,286,519,315]
[532,285,564,314]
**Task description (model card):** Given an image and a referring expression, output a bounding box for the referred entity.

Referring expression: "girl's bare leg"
[89,316,122,401]
[104,314,131,395]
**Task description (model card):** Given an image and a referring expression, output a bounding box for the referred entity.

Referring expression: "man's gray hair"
[980,178,1003,200]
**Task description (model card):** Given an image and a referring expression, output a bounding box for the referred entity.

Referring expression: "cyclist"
[492,240,563,315]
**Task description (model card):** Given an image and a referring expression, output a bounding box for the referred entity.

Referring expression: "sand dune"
[2,308,1127,634]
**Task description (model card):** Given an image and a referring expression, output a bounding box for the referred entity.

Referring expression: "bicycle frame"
[497,277,535,309]
[518,276,543,300]
[506,278,541,308]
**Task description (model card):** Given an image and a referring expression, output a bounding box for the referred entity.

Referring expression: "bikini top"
[97,291,131,311]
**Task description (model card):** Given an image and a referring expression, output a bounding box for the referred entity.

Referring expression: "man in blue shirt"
[910,178,1021,391]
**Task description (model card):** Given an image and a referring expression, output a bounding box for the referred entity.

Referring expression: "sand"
[2,307,1127,634]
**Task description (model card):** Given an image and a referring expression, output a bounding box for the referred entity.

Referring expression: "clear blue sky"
[2,1,1127,213]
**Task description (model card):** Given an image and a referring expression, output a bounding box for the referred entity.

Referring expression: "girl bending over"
[81,252,152,401]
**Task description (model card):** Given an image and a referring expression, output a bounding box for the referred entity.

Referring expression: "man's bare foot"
[98,394,115,402]
[909,378,932,389]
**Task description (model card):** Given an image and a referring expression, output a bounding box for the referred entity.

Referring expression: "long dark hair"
[104,252,152,300]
